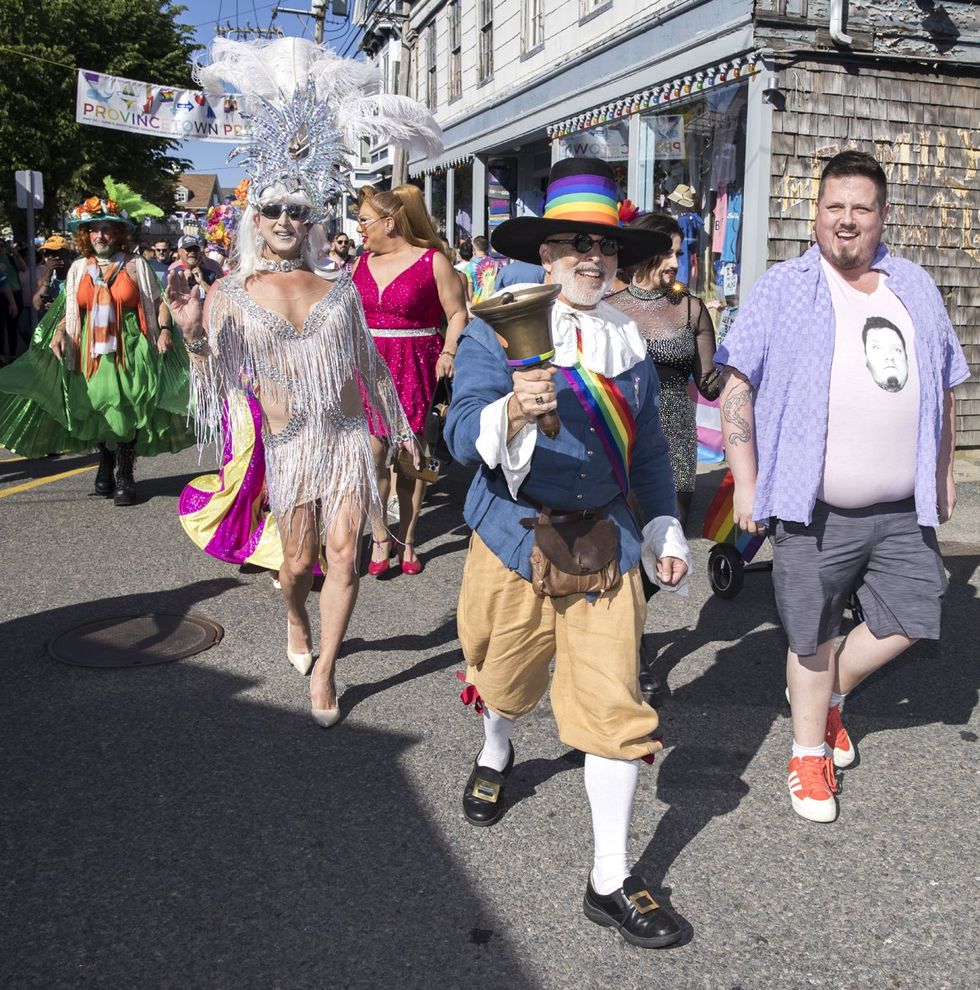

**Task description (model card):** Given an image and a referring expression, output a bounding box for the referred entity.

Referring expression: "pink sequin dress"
[353,247,444,434]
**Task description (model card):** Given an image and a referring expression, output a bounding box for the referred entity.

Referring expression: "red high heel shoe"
[368,538,393,577]
[398,543,422,575]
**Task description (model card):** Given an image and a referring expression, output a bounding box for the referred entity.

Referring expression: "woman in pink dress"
[353,184,467,574]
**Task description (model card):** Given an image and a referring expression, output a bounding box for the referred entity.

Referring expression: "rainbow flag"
[560,329,636,492]
[701,469,765,562]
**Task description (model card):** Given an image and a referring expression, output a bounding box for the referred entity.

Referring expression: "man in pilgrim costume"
[445,157,691,947]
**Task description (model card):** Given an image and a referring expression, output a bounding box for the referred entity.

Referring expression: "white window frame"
[478,0,494,84]
[425,22,437,108]
[448,0,462,101]
[522,0,544,54]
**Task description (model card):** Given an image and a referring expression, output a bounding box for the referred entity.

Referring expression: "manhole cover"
[48,613,224,668]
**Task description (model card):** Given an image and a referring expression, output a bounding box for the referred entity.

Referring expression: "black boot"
[94,444,115,496]
[112,442,137,506]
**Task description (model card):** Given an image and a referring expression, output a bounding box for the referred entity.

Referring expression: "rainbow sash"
[701,469,765,562]
[560,328,636,493]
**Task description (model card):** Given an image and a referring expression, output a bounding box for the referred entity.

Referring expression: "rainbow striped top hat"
[491,157,669,268]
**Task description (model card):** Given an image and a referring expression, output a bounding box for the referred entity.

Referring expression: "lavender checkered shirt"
[715,243,970,527]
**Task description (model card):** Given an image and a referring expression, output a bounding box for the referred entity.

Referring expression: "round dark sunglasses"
[545,234,620,257]
[259,203,312,222]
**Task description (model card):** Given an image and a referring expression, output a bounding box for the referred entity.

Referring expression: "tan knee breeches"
[457,532,662,761]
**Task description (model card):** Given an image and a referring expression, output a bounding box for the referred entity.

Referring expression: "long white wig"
[231,181,329,282]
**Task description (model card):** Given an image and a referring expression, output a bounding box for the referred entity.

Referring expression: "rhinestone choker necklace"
[627,283,671,301]
[256,256,306,272]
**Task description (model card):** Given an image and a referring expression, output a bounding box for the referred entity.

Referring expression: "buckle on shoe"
[471,778,500,803]
[627,889,659,914]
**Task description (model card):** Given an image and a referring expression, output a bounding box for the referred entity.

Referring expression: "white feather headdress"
[196,38,443,222]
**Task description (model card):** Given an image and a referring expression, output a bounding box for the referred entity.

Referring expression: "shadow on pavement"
[0,591,536,990]
[637,543,979,889]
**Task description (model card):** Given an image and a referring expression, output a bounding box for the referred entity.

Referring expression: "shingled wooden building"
[754,0,979,443]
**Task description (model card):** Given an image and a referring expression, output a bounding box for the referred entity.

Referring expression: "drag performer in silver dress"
[167,37,441,727]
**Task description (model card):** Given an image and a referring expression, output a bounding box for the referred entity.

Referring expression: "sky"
[175,0,363,189]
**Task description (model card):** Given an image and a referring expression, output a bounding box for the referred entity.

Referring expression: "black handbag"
[423,375,453,465]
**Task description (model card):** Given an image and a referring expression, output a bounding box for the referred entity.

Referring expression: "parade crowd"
[0,36,968,951]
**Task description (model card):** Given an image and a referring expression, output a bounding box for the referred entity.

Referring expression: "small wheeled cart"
[702,469,767,599]
[702,468,865,622]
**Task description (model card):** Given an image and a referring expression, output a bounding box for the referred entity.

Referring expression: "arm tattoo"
[723,385,753,446]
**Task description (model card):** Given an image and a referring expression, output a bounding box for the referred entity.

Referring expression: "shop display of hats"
[491,157,670,267]
[667,183,696,208]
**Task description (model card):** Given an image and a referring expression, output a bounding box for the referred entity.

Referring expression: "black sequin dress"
[607,284,717,493]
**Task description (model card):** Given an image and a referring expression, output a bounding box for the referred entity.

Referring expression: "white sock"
[792,740,828,760]
[584,754,639,896]
[477,706,514,771]
[829,692,846,710]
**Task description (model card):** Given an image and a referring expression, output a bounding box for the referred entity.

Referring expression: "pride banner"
[76,69,249,143]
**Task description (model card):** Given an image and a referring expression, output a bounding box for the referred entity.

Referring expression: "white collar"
[550,297,647,376]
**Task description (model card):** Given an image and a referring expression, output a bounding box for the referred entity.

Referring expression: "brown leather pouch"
[522,507,622,598]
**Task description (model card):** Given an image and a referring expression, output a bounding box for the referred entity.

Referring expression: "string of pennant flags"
[414,52,763,176]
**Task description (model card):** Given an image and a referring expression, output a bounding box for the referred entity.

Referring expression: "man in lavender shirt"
[716,151,969,824]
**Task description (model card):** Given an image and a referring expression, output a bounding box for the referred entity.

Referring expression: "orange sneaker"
[825,704,855,769]
[787,755,838,823]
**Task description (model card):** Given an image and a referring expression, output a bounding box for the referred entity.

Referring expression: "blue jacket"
[445,317,677,580]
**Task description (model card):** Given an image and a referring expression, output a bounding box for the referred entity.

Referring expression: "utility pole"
[390,16,416,186]
[273,1,329,43]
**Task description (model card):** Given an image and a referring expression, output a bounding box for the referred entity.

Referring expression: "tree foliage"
[0,0,199,235]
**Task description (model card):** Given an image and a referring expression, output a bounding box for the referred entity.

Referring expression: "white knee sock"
[584,754,639,896]
[477,706,514,771]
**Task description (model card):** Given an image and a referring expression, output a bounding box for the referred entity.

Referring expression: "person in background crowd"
[608,213,719,529]
[323,231,354,272]
[32,236,74,315]
[149,239,171,278]
[445,156,689,949]
[0,185,193,504]
[461,235,498,308]
[493,257,545,291]
[353,183,467,576]
[0,240,25,363]
[169,235,220,297]
[717,150,970,824]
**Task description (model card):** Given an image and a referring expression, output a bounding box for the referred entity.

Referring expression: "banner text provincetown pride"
[75,69,249,143]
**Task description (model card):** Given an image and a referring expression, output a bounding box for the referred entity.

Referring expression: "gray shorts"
[771,498,947,656]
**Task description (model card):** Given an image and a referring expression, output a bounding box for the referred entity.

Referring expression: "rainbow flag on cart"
[702,468,765,563]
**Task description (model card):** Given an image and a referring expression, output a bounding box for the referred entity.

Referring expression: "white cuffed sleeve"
[640,515,691,597]
[474,393,537,498]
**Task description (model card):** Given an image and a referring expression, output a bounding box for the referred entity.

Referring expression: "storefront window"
[635,80,748,335]
[557,120,629,201]
[454,161,473,244]
[430,170,448,236]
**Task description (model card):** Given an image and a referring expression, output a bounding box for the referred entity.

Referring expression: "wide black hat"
[490,157,670,267]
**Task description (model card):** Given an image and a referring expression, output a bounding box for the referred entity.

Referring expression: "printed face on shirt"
[539,235,616,309]
[863,318,908,392]
[814,176,888,275]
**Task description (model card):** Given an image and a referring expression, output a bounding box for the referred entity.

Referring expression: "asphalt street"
[1,448,978,990]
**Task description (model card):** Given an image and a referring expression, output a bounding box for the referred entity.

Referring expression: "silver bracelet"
[185,335,210,353]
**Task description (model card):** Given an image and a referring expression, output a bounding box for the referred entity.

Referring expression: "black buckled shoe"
[583,874,682,948]
[462,743,514,827]
[638,655,662,708]
[112,442,137,506]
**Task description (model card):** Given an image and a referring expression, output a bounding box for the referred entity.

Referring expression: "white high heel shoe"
[286,621,314,676]
[311,705,341,728]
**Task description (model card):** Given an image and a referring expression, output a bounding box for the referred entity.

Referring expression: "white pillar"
[741,69,774,294]
[472,157,488,238]
[446,166,456,244]
[424,172,433,213]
